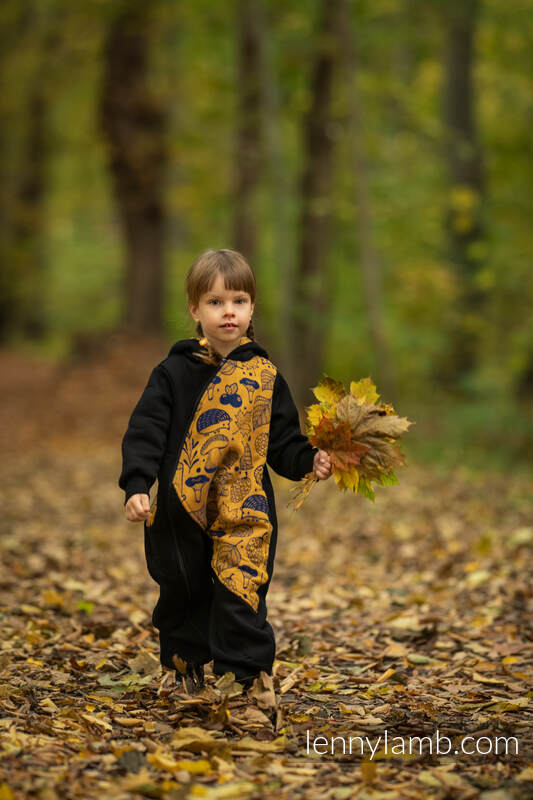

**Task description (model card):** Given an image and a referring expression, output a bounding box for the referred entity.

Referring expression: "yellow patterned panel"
[173,338,278,612]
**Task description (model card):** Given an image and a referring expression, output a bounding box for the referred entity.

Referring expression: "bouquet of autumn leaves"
[290,376,414,508]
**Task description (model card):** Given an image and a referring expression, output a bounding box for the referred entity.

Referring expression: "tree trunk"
[289,0,344,408]
[233,0,264,265]
[339,2,398,406]
[0,5,55,341]
[442,0,486,386]
[99,2,168,335]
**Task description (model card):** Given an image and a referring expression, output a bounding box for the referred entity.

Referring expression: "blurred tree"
[0,1,59,342]
[99,0,168,335]
[289,0,345,407]
[442,0,487,387]
[233,0,264,265]
[339,0,397,406]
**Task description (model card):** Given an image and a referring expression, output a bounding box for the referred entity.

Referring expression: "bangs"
[187,249,256,304]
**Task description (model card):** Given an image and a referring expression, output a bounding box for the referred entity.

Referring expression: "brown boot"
[172,653,205,694]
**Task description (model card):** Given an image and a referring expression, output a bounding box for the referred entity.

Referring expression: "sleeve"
[267,370,319,481]
[118,363,173,504]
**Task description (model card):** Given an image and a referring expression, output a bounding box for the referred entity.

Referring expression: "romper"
[119,336,317,682]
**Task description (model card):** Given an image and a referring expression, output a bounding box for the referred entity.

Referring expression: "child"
[119,248,332,693]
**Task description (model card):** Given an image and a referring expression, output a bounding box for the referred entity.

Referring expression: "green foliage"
[1,0,532,466]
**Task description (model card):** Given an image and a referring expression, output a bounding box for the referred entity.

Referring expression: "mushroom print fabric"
[173,340,277,612]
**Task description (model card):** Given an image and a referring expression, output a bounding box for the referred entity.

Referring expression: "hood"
[168,336,269,362]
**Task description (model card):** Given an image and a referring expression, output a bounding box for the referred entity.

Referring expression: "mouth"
[220,323,237,329]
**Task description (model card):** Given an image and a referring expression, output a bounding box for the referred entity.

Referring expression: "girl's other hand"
[313,449,332,480]
[125,493,151,522]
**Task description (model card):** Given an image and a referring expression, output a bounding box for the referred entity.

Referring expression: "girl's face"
[189,272,254,358]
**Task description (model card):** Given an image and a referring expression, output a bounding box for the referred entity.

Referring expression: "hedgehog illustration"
[252,397,271,429]
[254,432,269,457]
[196,408,231,434]
[241,493,269,516]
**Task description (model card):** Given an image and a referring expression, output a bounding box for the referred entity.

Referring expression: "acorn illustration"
[245,536,266,566]
[230,476,251,503]
[240,377,259,402]
[254,464,263,486]
[254,432,268,457]
[196,408,231,434]
[240,443,253,471]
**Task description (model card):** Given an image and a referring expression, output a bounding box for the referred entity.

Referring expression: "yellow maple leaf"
[350,377,380,405]
[306,403,324,433]
[312,376,345,406]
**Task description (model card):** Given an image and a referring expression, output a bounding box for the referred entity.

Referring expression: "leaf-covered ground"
[1,340,532,800]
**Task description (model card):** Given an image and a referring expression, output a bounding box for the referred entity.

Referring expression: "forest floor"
[0,338,532,800]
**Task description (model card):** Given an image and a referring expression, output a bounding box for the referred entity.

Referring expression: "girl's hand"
[313,449,332,480]
[125,493,151,522]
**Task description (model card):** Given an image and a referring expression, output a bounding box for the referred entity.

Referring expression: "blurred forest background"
[1,3,533,795]
[1,0,532,472]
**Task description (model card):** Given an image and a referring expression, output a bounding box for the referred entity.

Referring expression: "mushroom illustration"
[207,375,221,401]
[239,377,259,402]
[200,433,228,470]
[238,563,259,590]
[185,474,209,503]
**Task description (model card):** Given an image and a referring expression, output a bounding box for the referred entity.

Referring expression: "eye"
[208,299,220,305]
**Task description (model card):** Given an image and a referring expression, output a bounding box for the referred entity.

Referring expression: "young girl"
[119,249,331,693]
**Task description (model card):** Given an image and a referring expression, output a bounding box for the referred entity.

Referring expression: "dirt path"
[0,344,531,799]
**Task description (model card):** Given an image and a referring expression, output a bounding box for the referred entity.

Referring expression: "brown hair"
[186,249,256,365]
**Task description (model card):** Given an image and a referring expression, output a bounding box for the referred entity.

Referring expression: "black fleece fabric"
[118,337,318,682]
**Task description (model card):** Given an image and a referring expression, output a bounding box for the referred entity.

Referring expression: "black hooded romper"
[118,336,318,683]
